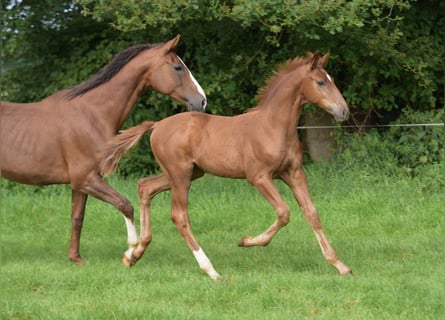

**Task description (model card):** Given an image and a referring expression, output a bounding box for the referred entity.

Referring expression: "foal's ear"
[305,51,315,59]
[163,34,181,53]
[310,51,320,70]
[318,51,330,68]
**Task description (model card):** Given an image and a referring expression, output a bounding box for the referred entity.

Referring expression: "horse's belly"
[0,163,69,185]
[194,151,246,178]
[0,141,70,185]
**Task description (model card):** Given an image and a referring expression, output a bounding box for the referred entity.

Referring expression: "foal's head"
[144,35,207,111]
[301,52,349,122]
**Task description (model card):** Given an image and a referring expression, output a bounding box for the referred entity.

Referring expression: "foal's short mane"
[248,56,309,112]
[66,43,161,100]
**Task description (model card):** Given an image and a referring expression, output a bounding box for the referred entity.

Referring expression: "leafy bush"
[2,1,443,178]
[334,108,444,179]
[387,108,444,174]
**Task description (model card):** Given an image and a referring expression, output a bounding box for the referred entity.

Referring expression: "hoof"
[238,236,268,247]
[122,254,134,268]
[238,237,251,247]
[69,255,84,265]
[341,270,354,276]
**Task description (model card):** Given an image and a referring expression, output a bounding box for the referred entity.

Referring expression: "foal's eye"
[317,80,326,86]
[174,65,183,71]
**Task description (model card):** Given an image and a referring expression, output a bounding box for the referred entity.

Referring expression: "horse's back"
[150,112,252,178]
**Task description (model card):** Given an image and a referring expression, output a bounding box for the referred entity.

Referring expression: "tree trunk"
[301,109,338,162]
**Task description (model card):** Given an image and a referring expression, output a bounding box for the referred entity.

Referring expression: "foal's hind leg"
[170,183,220,280]
[282,169,352,275]
[168,169,220,280]
[238,174,290,247]
[122,173,171,267]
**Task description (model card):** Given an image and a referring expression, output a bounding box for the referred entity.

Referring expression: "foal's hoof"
[238,237,252,247]
[122,254,135,268]
[341,270,353,276]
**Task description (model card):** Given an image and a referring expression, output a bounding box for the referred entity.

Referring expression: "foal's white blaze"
[326,72,333,82]
[178,56,207,109]
[193,247,220,280]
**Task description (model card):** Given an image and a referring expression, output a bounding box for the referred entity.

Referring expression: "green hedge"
[2,0,443,175]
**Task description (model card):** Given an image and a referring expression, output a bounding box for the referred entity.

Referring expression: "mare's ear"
[163,34,181,53]
[318,51,330,68]
[310,51,320,70]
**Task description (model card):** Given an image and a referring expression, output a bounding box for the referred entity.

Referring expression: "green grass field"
[1,164,443,319]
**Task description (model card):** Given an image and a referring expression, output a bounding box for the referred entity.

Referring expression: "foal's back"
[151,111,286,179]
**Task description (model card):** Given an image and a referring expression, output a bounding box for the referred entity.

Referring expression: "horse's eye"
[174,65,183,72]
[317,80,326,86]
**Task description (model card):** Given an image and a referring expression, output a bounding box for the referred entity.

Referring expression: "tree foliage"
[1,0,443,174]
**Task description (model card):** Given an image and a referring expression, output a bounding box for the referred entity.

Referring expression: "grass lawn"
[1,164,443,319]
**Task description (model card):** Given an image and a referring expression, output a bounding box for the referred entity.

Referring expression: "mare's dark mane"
[247,57,309,112]
[66,43,159,99]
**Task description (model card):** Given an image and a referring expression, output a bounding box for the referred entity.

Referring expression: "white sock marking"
[193,248,220,280]
[124,217,138,247]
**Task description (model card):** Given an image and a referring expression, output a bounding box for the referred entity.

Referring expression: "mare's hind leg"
[239,174,290,247]
[68,190,87,264]
[281,168,352,275]
[123,173,172,267]
[76,172,138,262]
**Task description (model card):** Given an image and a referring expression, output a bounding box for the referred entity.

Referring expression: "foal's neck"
[260,71,305,137]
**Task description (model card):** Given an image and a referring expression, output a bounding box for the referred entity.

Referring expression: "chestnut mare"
[0,35,207,265]
[100,52,352,280]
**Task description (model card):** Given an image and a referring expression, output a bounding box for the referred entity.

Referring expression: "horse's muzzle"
[332,105,349,122]
[187,97,207,112]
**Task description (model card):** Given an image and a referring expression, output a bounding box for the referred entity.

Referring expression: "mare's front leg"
[281,168,352,275]
[68,190,87,264]
[123,173,172,267]
[239,174,290,247]
[76,172,139,263]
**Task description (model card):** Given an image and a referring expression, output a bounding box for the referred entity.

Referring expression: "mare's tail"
[99,121,156,176]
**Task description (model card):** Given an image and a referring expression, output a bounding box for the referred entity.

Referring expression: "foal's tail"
[99,121,156,176]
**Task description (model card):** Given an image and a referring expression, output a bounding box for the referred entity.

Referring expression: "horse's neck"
[259,75,305,137]
[78,59,150,131]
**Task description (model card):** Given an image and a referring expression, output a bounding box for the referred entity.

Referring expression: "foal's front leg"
[282,169,352,275]
[239,174,290,247]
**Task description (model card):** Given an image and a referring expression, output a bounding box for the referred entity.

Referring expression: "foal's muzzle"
[331,104,350,122]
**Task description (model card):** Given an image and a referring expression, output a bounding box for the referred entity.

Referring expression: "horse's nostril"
[202,98,207,109]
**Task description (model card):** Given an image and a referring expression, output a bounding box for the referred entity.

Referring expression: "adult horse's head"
[146,35,207,112]
[301,52,349,122]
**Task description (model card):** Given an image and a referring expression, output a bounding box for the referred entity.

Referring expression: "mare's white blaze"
[193,247,220,280]
[124,216,139,247]
[178,56,207,109]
